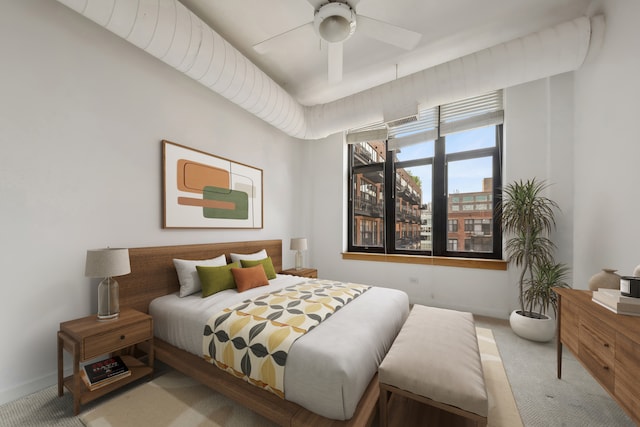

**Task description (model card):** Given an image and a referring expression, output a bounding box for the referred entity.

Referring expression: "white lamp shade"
[290,238,308,251]
[85,248,131,278]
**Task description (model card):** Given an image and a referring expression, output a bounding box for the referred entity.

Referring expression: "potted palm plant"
[524,261,570,318]
[499,178,571,342]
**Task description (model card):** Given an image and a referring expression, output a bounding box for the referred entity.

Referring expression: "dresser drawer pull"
[120,335,125,340]
[603,365,609,371]
[603,343,610,348]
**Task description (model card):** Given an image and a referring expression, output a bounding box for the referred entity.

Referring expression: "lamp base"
[97,312,119,320]
[295,250,303,270]
[97,277,120,320]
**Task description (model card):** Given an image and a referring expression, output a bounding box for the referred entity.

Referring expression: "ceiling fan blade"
[253,22,313,54]
[327,42,343,83]
[306,0,326,10]
[357,15,422,50]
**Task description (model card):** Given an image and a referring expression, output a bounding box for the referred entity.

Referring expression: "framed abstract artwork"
[162,140,263,229]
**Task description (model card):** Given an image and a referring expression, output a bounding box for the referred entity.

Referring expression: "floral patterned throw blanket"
[202,280,371,398]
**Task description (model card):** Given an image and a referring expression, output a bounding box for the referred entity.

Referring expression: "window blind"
[345,121,388,144]
[346,89,503,145]
[388,106,438,144]
[440,90,504,136]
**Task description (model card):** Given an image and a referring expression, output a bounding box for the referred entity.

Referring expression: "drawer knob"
[120,335,125,340]
[603,343,610,348]
[603,365,609,371]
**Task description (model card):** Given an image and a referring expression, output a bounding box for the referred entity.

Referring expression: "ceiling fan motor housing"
[314,2,357,43]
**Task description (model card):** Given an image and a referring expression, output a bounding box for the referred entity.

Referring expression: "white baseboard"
[0,368,71,406]
[411,299,509,320]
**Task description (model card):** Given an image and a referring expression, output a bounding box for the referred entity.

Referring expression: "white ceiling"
[178,0,592,106]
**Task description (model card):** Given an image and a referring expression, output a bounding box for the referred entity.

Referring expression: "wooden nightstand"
[280,267,318,278]
[57,308,154,414]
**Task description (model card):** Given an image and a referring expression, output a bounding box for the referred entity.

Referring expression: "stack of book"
[81,356,130,391]
[592,288,640,316]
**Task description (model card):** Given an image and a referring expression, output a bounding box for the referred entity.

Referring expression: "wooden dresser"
[554,288,640,424]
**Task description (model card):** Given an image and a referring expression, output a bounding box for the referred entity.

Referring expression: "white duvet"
[149,274,409,420]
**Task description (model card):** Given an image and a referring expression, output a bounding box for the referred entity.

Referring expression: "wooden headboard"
[118,240,282,313]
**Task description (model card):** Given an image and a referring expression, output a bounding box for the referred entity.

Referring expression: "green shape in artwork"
[203,186,249,220]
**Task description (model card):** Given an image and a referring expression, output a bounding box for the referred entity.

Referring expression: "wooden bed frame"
[118,239,378,427]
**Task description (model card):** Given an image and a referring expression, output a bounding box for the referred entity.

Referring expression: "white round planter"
[509,310,556,342]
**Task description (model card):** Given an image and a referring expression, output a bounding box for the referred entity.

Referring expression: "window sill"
[341,252,508,271]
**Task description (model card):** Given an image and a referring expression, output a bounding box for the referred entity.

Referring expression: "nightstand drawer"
[83,319,152,360]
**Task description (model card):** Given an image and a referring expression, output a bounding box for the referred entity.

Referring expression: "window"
[464,219,474,232]
[347,91,503,259]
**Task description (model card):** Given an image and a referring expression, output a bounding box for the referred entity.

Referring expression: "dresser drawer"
[579,315,615,366]
[580,344,615,390]
[83,319,152,360]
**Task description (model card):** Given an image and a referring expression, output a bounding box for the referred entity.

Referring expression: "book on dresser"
[592,288,640,316]
[81,356,131,391]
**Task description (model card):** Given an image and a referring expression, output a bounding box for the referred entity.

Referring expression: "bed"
[118,240,409,427]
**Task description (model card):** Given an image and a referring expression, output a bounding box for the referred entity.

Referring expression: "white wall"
[0,1,303,404]
[573,0,640,285]
[504,74,576,272]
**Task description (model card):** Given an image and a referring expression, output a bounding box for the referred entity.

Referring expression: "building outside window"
[347,90,503,259]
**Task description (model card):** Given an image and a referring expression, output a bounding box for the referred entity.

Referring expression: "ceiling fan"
[252,0,422,83]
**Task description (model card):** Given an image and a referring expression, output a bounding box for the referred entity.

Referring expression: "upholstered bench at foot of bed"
[378,304,488,427]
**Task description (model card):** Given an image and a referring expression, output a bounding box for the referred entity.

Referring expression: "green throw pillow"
[241,257,277,280]
[196,262,239,297]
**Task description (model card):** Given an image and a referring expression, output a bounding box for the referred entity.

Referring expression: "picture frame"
[162,140,263,229]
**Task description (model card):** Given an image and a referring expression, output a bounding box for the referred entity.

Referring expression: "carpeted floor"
[0,318,634,427]
[79,370,278,427]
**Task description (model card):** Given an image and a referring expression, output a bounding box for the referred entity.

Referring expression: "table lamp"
[290,238,308,270]
[85,248,131,320]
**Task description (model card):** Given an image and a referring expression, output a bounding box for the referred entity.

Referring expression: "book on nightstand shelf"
[81,356,131,391]
[592,288,640,316]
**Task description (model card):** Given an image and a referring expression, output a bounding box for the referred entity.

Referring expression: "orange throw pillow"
[231,265,269,292]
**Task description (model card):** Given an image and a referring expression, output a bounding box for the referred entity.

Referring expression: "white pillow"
[230,249,268,264]
[173,255,227,297]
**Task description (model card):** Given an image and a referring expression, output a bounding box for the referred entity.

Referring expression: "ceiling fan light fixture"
[314,2,356,43]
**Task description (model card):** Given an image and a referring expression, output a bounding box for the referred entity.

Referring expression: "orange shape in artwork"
[177,159,230,194]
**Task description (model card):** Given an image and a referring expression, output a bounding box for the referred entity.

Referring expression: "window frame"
[347,124,503,260]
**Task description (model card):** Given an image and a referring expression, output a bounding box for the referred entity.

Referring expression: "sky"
[397,126,495,203]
